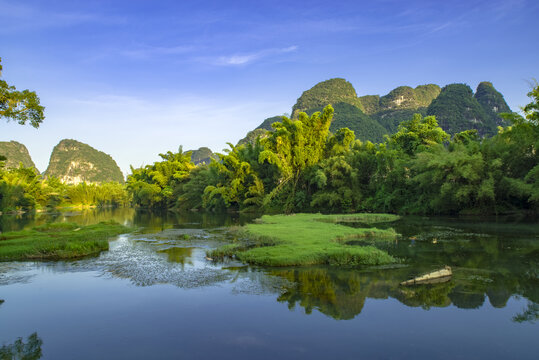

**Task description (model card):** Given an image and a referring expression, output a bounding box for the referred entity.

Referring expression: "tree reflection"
[513,301,539,323]
[0,333,42,360]
[267,261,538,321]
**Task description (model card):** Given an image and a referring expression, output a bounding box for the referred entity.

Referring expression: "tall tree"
[0,58,45,128]
[258,105,334,210]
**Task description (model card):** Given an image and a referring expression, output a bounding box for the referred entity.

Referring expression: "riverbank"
[0,221,130,261]
[209,213,399,266]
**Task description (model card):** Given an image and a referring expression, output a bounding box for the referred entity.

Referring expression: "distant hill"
[292,78,364,117]
[427,84,497,136]
[189,147,219,165]
[237,128,269,146]
[301,102,388,143]
[0,141,37,170]
[257,116,284,131]
[378,84,441,111]
[474,81,511,127]
[44,139,124,184]
[372,108,428,135]
[241,78,511,144]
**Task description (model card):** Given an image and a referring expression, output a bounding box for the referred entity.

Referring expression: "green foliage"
[259,105,333,211]
[0,332,42,360]
[358,95,380,114]
[237,128,269,146]
[389,113,450,155]
[176,164,221,211]
[210,213,398,266]
[371,107,428,134]
[256,115,284,131]
[0,58,45,128]
[124,85,538,216]
[0,141,37,169]
[127,147,194,208]
[306,102,388,143]
[410,142,497,213]
[0,161,130,212]
[203,142,265,211]
[0,165,42,211]
[292,78,364,116]
[310,155,357,213]
[44,139,124,184]
[414,84,442,106]
[66,182,130,207]
[480,84,539,211]
[0,221,130,260]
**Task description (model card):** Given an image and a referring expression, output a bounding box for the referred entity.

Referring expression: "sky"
[1,0,538,175]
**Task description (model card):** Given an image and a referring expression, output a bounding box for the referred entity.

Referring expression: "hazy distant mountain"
[0,141,37,170]
[44,139,124,184]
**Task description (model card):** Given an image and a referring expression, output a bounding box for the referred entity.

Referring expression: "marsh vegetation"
[0,221,130,260]
[209,213,399,266]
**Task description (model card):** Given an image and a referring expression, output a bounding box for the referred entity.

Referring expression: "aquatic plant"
[0,221,130,260]
[209,213,398,266]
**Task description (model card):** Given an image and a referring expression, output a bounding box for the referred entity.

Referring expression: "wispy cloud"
[208,46,298,66]
[120,45,199,59]
[0,0,125,32]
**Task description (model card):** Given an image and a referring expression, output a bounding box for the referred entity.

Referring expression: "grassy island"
[0,221,130,261]
[209,213,400,266]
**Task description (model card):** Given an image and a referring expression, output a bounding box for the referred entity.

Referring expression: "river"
[1,209,538,359]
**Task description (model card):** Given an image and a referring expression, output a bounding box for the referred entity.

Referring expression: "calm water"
[0,209,538,359]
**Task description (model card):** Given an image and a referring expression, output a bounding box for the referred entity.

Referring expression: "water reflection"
[1,209,538,325]
[0,208,260,233]
[0,333,42,360]
[513,301,539,323]
[157,247,195,266]
[264,265,539,321]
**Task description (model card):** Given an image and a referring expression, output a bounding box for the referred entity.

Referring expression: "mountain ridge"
[247,78,512,144]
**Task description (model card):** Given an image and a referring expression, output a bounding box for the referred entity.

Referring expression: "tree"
[203,142,265,211]
[389,113,449,155]
[259,105,334,210]
[126,146,194,208]
[0,57,45,127]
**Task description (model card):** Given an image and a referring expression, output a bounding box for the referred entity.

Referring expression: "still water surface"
[1,209,538,359]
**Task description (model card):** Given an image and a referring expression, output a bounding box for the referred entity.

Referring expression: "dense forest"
[125,85,538,215]
[1,52,537,215]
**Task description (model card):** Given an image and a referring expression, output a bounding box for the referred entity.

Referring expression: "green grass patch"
[209,213,399,266]
[0,221,130,261]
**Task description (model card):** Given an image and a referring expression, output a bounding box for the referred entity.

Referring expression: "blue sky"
[1,0,538,175]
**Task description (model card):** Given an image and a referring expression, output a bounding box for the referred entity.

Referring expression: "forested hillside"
[0,141,37,170]
[250,78,511,143]
[127,85,538,216]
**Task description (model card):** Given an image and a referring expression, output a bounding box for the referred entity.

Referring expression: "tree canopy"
[0,57,45,128]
